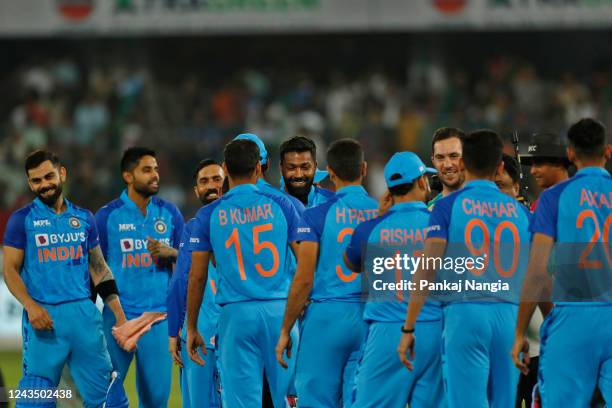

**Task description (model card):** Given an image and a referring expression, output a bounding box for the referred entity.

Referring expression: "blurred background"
[1,0,612,405]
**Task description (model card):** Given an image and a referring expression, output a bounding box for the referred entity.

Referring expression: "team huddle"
[2,117,611,408]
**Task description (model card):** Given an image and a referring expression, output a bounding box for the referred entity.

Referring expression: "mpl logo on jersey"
[33,219,51,227]
[35,232,87,263]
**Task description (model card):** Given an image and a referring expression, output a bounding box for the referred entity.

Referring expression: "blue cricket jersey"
[427,180,532,303]
[257,178,306,214]
[166,218,219,348]
[300,185,378,301]
[95,190,184,315]
[189,184,308,305]
[3,198,99,305]
[531,167,612,304]
[346,201,442,322]
[306,185,335,208]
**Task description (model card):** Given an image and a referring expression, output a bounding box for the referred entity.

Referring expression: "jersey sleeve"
[426,195,453,240]
[169,204,185,250]
[299,205,328,243]
[272,195,309,243]
[189,205,214,252]
[85,210,100,250]
[530,188,559,239]
[95,206,111,258]
[2,208,28,249]
[345,217,379,270]
[166,261,184,337]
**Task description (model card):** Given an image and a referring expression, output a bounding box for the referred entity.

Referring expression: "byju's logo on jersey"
[119,223,136,232]
[35,234,49,247]
[154,220,167,234]
[120,238,134,252]
[33,219,51,227]
[69,217,81,229]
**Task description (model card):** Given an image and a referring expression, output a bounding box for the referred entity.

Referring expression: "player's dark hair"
[280,136,317,163]
[431,127,466,153]
[501,154,520,184]
[120,147,156,173]
[462,130,503,177]
[388,174,415,197]
[567,118,607,159]
[327,139,364,182]
[25,150,61,174]
[224,139,260,178]
[193,159,219,180]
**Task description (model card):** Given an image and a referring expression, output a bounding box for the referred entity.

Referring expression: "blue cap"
[384,151,436,188]
[234,133,268,165]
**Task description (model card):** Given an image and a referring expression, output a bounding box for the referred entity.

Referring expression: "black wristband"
[401,326,415,334]
[96,280,119,301]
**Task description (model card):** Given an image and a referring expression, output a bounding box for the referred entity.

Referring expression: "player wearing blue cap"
[276,139,378,408]
[344,151,444,408]
[512,118,612,407]
[167,159,225,408]
[279,136,335,208]
[3,150,129,408]
[187,139,308,408]
[96,147,184,408]
[399,130,532,408]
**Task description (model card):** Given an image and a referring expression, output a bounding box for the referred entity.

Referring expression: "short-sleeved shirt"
[346,201,442,322]
[189,184,308,305]
[3,198,99,305]
[300,185,378,301]
[306,185,335,208]
[95,190,184,315]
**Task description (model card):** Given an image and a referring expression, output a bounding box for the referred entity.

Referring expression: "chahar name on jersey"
[462,198,518,218]
[218,204,274,226]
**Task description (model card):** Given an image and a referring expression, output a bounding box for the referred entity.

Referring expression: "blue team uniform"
[530,167,612,407]
[306,185,335,208]
[296,185,378,408]
[345,201,444,408]
[190,183,307,408]
[3,198,113,408]
[428,180,531,408]
[95,190,184,408]
[166,218,221,408]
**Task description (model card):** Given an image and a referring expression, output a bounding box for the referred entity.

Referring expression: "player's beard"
[284,176,313,204]
[36,183,63,207]
[199,188,221,205]
[133,179,159,197]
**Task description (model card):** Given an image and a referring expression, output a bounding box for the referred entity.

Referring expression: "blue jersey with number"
[346,201,442,322]
[300,186,378,301]
[95,190,184,315]
[189,184,308,305]
[166,218,219,348]
[3,198,99,305]
[427,180,531,303]
[531,167,612,304]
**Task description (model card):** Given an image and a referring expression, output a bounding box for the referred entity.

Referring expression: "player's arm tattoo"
[88,246,116,298]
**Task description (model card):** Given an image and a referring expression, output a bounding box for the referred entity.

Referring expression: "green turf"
[0,350,182,407]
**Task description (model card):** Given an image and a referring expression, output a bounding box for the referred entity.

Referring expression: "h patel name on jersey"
[335,207,378,224]
[35,232,87,263]
[218,203,274,226]
[580,188,612,209]
[120,237,171,268]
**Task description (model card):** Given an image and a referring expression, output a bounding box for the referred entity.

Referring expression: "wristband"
[401,326,415,334]
[96,280,119,301]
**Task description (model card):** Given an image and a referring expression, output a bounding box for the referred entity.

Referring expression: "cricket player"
[166,159,225,408]
[428,127,466,209]
[2,150,129,408]
[512,118,612,407]
[276,139,377,407]
[186,139,306,408]
[344,151,443,408]
[279,136,335,207]
[399,130,532,408]
[96,147,184,407]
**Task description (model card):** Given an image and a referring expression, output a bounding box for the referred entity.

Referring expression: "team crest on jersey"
[35,234,49,247]
[68,217,81,229]
[154,220,167,234]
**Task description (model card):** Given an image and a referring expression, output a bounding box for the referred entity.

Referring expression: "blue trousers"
[21,299,112,408]
[296,301,366,408]
[102,307,171,408]
[353,320,445,408]
[539,305,612,407]
[443,303,519,408]
[179,340,220,408]
[217,300,298,408]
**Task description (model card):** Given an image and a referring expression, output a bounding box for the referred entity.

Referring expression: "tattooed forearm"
[89,246,114,286]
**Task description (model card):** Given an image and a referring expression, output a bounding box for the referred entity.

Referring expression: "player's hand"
[275,329,293,369]
[378,191,393,216]
[511,335,531,375]
[397,332,415,370]
[25,300,53,330]
[186,328,207,366]
[169,336,183,368]
[146,237,175,261]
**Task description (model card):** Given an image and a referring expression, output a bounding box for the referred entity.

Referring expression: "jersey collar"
[120,189,154,214]
[463,179,499,191]
[33,197,73,216]
[335,185,367,197]
[575,167,610,177]
[389,201,427,212]
[226,183,259,197]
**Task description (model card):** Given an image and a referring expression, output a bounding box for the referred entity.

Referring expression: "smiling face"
[125,155,159,197]
[194,164,225,205]
[431,137,464,192]
[529,159,566,189]
[27,160,67,207]
[281,151,316,198]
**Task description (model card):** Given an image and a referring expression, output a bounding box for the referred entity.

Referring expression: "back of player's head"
[567,118,607,160]
[193,159,219,180]
[280,136,317,163]
[431,127,466,153]
[121,147,156,173]
[327,139,364,182]
[234,133,268,171]
[501,153,520,184]
[462,130,503,177]
[25,150,61,174]
[224,139,260,178]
